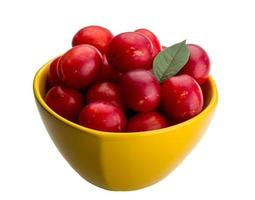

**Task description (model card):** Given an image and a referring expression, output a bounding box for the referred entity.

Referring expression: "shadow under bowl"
[33,60,218,191]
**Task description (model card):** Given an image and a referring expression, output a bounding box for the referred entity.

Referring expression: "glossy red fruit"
[47,56,61,87]
[58,45,102,89]
[127,112,168,132]
[161,74,204,122]
[45,86,83,121]
[135,28,161,58]
[178,44,210,85]
[120,70,160,112]
[106,32,153,72]
[86,82,125,109]
[72,25,113,54]
[94,54,121,83]
[79,102,126,132]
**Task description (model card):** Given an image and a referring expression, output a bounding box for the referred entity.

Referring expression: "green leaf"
[153,40,190,83]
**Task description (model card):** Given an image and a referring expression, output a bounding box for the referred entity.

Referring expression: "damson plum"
[72,25,113,54]
[120,70,160,112]
[107,32,153,72]
[178,44,210,85]
[94,54,121,83]
[79,102,126,132]
[45,86,83,121]
[58,45,102,89]
[135,28,161,58]
[47,56,61,87]
[127,112,168,132]
[86,82,125,109]
[161,74,203,122]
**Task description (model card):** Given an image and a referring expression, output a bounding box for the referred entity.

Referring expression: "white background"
[0,0,255,199]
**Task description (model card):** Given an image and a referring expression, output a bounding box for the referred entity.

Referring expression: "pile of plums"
[45,25,210,132]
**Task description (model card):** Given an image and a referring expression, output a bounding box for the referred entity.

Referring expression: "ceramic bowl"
[33,60,218,191]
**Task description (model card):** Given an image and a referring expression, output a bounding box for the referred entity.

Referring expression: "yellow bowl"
[33,60,218,191]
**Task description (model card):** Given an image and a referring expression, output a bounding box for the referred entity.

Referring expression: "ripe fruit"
[107,32,153,72]
[47,56,61,87]
[45,86,83,121]
[58,45,102,89]
[72,25,113,54]
[135,28,161,58]
[161,74,203,122]
[178,44,210,85]
[79,102,126,132]
[94,54,121,83]
[120,70,160,112]
[86,82,125,109]
[127,112,168,132]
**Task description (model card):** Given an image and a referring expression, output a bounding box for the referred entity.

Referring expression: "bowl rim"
[33,60,218,138]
